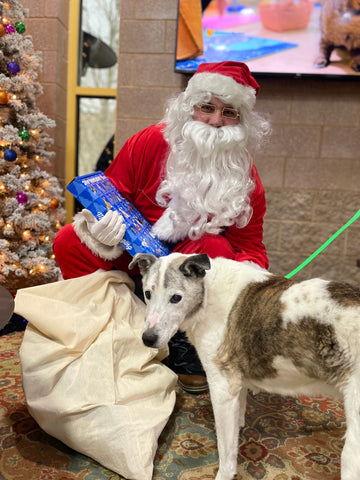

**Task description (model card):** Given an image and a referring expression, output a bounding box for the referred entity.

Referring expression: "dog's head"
[129,253,211,349]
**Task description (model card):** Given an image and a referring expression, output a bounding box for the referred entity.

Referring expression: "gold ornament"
[50,198,59,209]
[0,90,9,105]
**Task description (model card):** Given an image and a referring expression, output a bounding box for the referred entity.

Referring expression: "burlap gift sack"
[15,271,177,480]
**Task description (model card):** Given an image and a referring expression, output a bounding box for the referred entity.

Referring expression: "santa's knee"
[53,224,97,279]
[53,224,76,259]
[200,234,235,258]
[174,234,235,259]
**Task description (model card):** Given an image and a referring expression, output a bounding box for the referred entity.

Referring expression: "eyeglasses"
[196,103,240,120]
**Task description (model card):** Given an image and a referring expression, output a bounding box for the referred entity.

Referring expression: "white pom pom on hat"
[185,61,259,110]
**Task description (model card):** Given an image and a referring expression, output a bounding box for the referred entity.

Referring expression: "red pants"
[53,223,236,280]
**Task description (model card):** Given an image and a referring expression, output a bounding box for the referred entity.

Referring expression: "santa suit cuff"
[73,211,124,260]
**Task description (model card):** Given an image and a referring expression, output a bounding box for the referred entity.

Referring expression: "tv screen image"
[175,0,360,78]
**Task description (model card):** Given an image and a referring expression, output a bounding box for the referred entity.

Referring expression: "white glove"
[82,209,126,247]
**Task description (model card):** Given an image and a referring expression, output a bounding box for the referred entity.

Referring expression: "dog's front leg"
[207,370,243,480]
[341,370,360,480]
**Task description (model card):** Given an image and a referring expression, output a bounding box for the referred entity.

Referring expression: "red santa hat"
[185,61,259,110]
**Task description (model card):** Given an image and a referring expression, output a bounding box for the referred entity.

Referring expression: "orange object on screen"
[176,0,204,60]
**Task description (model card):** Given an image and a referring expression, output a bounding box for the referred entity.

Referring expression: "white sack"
[15,271,177,480]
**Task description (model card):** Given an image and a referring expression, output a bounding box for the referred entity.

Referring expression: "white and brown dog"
[129,252,360,480]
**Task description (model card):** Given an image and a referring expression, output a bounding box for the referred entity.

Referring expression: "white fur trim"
[73,211,124,260]
[186,72,256,110]
[151,208,189,243]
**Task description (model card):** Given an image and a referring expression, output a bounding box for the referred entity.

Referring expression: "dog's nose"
[142,331,158,348]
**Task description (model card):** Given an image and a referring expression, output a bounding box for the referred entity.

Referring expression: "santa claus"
[53,61,271,392]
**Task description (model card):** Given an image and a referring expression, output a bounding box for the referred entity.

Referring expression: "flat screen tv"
[175,0,360,78]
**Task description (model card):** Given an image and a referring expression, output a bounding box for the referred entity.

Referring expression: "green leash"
[285,209,360,279]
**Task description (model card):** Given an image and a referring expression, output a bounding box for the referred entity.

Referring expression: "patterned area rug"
[0,331,345,480]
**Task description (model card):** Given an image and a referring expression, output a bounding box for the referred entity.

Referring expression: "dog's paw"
[313,55,329,68]
[215,474,237,480]
[215,464,238,480]
[349,59,360,72]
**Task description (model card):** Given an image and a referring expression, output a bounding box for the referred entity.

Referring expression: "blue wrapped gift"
[67,171,171,257]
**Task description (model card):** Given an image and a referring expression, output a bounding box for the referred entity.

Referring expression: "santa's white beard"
[152,120,255,243]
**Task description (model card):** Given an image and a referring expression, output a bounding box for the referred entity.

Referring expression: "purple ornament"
[16,192,28,205]
[4,149,17,162]
[7,62,20,75]
[5,24,16,34]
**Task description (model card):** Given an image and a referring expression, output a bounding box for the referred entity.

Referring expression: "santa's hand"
[82,209,126,246]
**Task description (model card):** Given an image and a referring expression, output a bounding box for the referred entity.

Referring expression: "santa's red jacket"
[53,124,269,280]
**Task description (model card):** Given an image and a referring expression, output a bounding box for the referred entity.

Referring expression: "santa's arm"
[71,139,135,260]
[73,126,168,260]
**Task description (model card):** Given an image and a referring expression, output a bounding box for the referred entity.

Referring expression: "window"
[65,0,119,221]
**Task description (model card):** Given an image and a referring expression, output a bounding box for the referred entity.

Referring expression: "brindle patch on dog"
[216,276,350,387]
[327,281,360,307]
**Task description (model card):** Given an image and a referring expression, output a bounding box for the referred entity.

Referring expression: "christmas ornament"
[7,61,20,75]
[50,198,59,209]
[5,23,15,34]
[0,90,9,105]
[4,149,17,162]
[18,129,31,141]
[0,25,5,37]
[15,21,26,34]
[16,192,28,204]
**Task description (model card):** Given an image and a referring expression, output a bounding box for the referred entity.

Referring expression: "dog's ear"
[129,253,156,275]
[179,254,211,278]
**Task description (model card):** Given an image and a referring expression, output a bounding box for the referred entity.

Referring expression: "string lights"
[0,0,66,294]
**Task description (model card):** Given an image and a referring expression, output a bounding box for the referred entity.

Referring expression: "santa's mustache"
[181,120,247,157]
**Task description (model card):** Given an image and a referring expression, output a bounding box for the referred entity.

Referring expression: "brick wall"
[117,0,360,283]
[256,78,360,281]
[21,0,69,180]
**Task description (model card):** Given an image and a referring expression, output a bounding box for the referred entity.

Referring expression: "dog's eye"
[144,290,151,300]
[170,294,182,304]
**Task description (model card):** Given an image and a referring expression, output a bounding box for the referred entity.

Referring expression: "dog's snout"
[142,331,158,348]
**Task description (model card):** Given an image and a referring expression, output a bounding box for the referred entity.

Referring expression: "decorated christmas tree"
[0,0,65,295]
